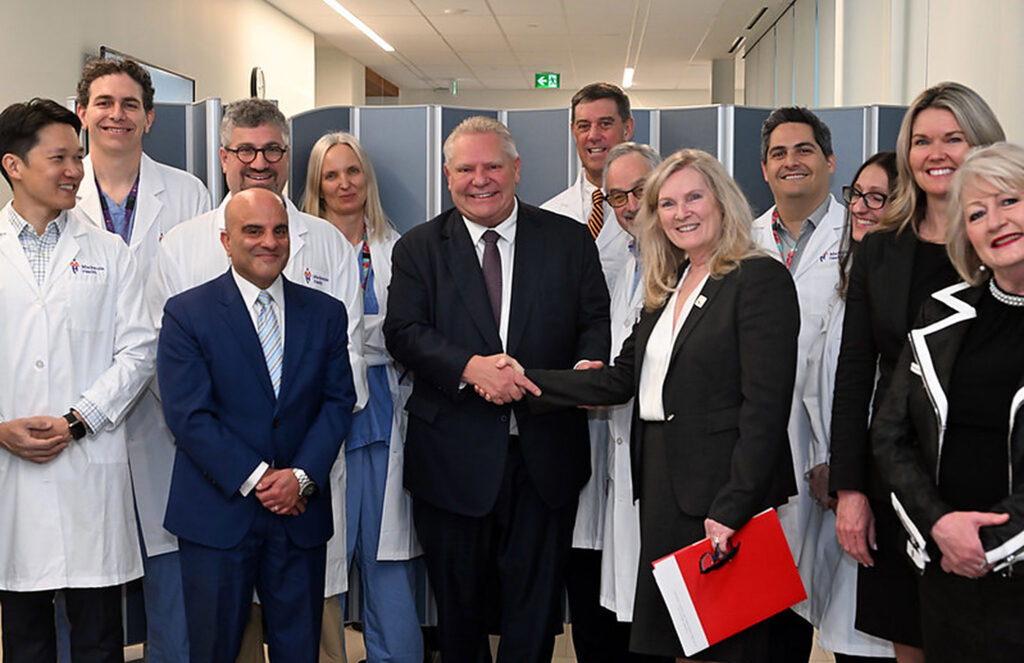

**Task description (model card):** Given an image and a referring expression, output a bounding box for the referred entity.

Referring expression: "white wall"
[392,87,710,110]
[742,0,1024,142]
[315,36,366,107]
[1,0,316,118]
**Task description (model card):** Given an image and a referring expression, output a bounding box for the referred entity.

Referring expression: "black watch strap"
[64,411,86,440]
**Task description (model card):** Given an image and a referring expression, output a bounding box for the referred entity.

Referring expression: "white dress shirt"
[234,270,286,496]
[462,201,519,433]
[638,269,709,421]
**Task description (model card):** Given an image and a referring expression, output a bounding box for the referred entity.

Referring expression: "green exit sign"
[535,73,560,89]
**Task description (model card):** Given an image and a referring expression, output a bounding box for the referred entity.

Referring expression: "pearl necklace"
[988,278,1024,307]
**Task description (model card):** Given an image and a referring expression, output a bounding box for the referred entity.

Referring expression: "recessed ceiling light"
[443,8,469,15]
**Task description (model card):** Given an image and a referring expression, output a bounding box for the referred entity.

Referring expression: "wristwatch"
[64,411,86,441]
[291,468,317,497]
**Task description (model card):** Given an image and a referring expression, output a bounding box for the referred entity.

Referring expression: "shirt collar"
[232,268,285,311]
[8,205,68,238]
[771,195,831,237]
[462,198,519,246]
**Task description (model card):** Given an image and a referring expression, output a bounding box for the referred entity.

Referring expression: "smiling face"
[2,122,84,219]
[657,165,722,265]
[762,122,835,206]
[444,131,520,228]
[572,98,634,185]
[320,143,367,221]
[909,107,970,199]
[220,188,290,289]
[962,178,1024,287]
[77,73,153,156]
[220,124,289,195]
[848,163,892,242]
[605,151,653,236]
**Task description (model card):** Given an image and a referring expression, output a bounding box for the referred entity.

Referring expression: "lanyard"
[360,227,371,291]
[96,173,141,244]
[770,208,797,269]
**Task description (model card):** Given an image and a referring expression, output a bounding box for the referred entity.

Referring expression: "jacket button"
[499,415,509,423]
[666,413,675,421]
[272,419,281,429]
[616,437,623,445]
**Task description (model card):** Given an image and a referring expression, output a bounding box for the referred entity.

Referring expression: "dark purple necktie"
[482,229,502,325]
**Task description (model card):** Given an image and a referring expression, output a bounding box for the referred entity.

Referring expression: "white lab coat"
[0,205,156,591]
[363,227,421,561]
[599,250,645,621]
[541,172,626,549]
[751,195,844,626]
[148,195,367,597]
[801,294,895,657]
[76,153,211,557]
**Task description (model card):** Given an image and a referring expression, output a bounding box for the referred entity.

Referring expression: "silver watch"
[291,468,317,497]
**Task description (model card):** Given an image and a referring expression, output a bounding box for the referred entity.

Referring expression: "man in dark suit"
[157,187,356,662]
[384,116,610,663]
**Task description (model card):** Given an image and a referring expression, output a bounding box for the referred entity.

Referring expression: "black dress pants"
[0,585,122,663]
[413,437,577,663]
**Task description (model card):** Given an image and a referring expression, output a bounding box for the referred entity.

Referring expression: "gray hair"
[947,142,1024,285]
[603,142,662,190]
[220,98,290,147]
[443,116,518,164]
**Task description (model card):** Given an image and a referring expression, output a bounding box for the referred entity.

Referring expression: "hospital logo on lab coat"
[70,259,79,274]
[304,267,329,288]
[818,250,840,263]
[304,268,312,284]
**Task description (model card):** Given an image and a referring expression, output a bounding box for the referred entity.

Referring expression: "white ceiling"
[265,0,790,92]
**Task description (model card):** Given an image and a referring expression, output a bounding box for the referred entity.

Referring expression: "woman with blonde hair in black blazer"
[520,149,800,662]
[829,82,1004,663]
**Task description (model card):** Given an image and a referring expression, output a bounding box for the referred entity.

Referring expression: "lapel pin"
[695,295,707,308]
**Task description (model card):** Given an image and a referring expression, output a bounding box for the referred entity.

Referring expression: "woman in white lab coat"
[304,132,424,663]
[801,152,897,662]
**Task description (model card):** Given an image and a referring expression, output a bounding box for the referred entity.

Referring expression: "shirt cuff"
[72,398,108,435]
[573,359,596,369]
[240,461,270,497]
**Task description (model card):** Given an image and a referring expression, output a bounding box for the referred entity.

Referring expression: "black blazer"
[872,282,1024,562]
[527,256,799,530]
[830,228,922,497]
[383,201,611,518]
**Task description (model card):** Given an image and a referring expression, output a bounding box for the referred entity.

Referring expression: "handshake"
[463,353,541,405]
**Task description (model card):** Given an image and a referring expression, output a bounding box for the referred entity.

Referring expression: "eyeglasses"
[699,540,740,574]
[224,144,288,164]
[606,184,645,208]
[842,185,888,210]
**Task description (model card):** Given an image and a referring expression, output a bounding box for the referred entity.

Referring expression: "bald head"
[221,188,290,289]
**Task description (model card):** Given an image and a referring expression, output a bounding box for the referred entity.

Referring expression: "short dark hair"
[760,106,833,162]
[0,98,82,186]
[571,82,631,123]
[77,58,156,112]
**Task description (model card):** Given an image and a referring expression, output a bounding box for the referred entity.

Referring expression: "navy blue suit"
[158,270,355,662]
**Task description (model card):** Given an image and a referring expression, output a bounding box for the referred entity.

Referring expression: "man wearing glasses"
[148,98,366,661]
[540,82,641,663]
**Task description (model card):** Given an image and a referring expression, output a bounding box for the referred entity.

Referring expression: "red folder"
[651,508,806,656]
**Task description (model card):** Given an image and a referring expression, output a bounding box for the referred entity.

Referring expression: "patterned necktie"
[482,229,502,325]
[255,291,283,397]
[587,188,605,240]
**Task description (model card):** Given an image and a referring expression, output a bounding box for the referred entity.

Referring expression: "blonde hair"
[947,142,1024,285]
[301,132,392,244]
[880,82,1004,235]
[637,149,763,310]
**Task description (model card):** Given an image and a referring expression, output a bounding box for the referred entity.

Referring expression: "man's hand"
[836,490,876,566]
[0,417,70,463]
[932,510,1009,578]
[808,463,837,511]
[574,360,604,371]
[255,468,305,515]
[465,354,540,404]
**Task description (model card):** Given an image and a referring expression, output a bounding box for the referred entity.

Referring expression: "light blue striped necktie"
[255,290,283,397]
